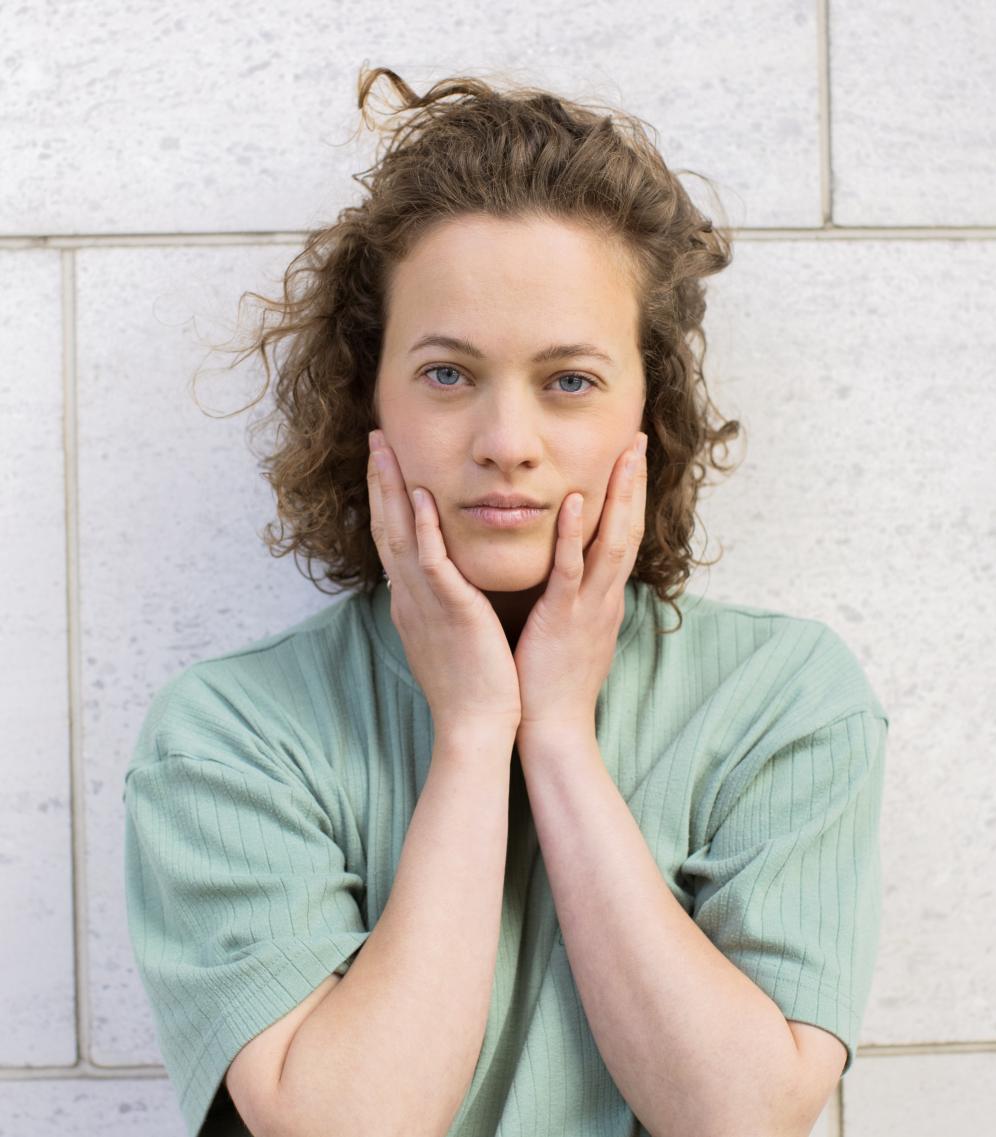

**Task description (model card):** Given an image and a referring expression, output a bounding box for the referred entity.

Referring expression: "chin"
[450,544,553,592]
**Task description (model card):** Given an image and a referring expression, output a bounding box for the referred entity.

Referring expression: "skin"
[371,211,648,653]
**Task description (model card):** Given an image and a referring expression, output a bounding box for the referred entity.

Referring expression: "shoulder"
[126,591,374,779]
[645,586,889,728]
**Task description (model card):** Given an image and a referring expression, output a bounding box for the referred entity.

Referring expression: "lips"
[465,494,545,509]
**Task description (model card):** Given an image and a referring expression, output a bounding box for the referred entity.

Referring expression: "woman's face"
[372,212,647,595]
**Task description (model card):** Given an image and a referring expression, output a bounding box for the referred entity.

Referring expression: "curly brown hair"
[200,65,744,634]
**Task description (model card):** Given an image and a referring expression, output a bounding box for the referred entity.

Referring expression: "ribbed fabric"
[122,578,889,1137]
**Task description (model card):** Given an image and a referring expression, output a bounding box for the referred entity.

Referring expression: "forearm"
[276,725,514,1137]
[517,726,807,1137]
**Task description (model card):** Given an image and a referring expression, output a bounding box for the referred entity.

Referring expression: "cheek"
[576,465,615,528]
[581,461,615,503]
[397,456,450,510]
[389,443,425,485]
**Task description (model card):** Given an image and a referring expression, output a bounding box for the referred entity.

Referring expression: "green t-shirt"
[122,578,889,1136]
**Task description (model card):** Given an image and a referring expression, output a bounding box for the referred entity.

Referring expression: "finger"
[549,490,585,595]
[406,486,483,611]
[410,485,458,588]
[369,437,417,575]
[367,446,392,576]
[368,433,471,606]
[583,431,647,600]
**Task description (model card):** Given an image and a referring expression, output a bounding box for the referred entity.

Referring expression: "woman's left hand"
[513,430,648,739]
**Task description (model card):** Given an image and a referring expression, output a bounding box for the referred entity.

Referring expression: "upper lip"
[464,493,546,509]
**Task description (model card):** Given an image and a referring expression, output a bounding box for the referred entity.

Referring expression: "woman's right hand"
[367,429,522,740]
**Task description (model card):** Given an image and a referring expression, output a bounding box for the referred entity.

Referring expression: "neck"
[482,582,547,653]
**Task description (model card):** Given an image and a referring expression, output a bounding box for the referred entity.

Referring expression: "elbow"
[658,1124,807,1137]
[642,1100,815,1137]
[266,1086,447,1137]
[717,1109,817,1137]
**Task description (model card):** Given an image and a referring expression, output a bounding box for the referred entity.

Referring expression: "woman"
[123,67,889,1137]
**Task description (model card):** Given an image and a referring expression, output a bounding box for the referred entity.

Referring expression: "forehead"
[384,213,641,353]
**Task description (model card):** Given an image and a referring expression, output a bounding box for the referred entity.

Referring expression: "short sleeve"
[123,706,371,1136]
[680,708,888,1075]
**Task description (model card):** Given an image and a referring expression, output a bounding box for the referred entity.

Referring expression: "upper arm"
[124,732,371,1136]
[682,705,886,1116]
[786,1020,847,1133]
[226,971,343,1137]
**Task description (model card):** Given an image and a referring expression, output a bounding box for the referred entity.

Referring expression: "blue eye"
[423,366,463,388]
[420,365,596,395]
[555,374,592,394]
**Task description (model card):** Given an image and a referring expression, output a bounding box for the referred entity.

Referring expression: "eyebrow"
[408,333,615,366]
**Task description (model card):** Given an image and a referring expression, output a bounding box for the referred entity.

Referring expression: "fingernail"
[374,450,388,471]
[637,433,647,456]
[369,430,385,451]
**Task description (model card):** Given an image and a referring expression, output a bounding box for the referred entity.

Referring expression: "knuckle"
[386,534,409,557]
[558,560,584,582]
[605,541,629,564]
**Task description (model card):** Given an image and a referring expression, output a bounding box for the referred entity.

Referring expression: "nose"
[469,391,545,473]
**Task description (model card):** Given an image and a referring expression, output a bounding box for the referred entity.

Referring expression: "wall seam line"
[62,247,88,1072]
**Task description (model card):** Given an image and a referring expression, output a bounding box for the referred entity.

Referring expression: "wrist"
[432,715,520,749]
[516,714,595,744]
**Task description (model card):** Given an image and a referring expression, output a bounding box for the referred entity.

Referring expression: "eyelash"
[419,365,597,397]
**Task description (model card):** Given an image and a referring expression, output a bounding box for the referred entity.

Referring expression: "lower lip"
[462,506,547,528]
